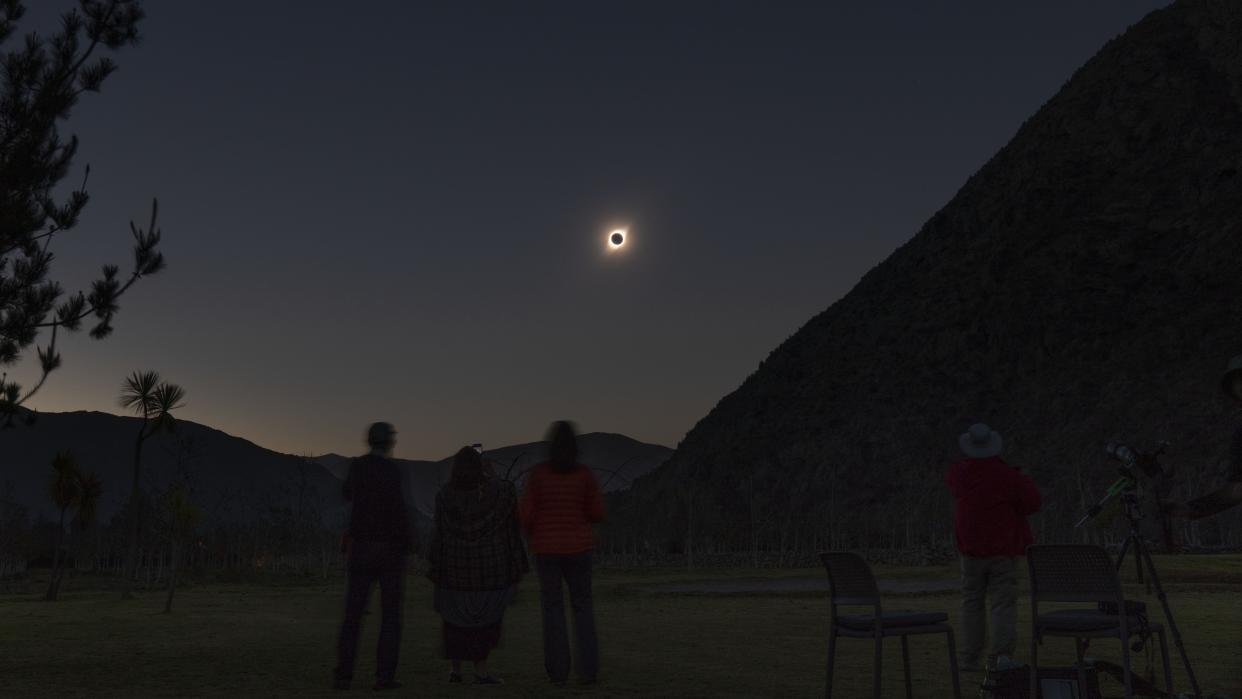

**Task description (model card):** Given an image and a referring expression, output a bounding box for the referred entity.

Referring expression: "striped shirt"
[519,462,605,554]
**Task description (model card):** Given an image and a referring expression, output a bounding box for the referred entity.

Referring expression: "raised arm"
[1164,426,1242,519]
[1180,482,1242,519]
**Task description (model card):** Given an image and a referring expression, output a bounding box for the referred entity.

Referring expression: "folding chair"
[821,551,962,698]
[1026,544,1172,699]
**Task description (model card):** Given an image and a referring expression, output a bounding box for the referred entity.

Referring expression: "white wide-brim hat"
[959,423,1003,459]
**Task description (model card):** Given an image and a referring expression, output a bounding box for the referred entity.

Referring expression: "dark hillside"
[615,0,1242,561]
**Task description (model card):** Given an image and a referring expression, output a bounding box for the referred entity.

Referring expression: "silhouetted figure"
[334,422,413,691]
[520,421,605,686]
[944,423,1041,673]
[426,447,528,685]
[1164,354,1242,519]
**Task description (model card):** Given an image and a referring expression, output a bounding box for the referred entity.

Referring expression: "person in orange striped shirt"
[519,421,605,686]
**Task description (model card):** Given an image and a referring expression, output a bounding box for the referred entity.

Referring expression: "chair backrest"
[820,551,880,606]
[1027,544,1123,604]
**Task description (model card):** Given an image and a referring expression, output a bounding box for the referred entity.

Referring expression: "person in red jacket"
[945,423,1041,672]
[519,421,605,686]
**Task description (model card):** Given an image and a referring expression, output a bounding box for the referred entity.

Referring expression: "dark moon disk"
[611,232,625,246]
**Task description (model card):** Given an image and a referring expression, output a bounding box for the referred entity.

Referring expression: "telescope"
[1075,441,1173,538]
[1073,442,1145,528]
[1072,440,1201,697]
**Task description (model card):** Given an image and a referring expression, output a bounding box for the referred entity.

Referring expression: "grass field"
[2,556,1239,698]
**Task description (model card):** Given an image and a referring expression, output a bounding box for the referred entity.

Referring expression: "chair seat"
[1036,609,1162,634]
[836,611,948,631]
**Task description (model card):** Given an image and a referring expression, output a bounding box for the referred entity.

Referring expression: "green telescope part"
[1105,476,1136,497]
[1075,476,1136,528]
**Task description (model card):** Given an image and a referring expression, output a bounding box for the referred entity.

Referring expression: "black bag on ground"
[979,665,1102,699]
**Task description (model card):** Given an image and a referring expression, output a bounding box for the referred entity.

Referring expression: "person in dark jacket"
[426,447,528,686]
[334,422,414,691]
[1164,354,1242,519]
[519,421,605,686]
[945,423,1041,672]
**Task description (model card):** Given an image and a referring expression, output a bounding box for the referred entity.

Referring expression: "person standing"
[1164,354,1242,519]
[944,423,1041,672]
[520,421,605,686]
[334,422,414,691]
[426,447,529,685]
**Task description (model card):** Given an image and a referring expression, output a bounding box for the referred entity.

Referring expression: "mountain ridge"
[1,411,672,528]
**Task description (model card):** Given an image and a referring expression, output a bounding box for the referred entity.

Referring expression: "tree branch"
[13,320,58,407]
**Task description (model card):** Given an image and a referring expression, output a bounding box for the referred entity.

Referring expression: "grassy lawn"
[2,556,1239,698]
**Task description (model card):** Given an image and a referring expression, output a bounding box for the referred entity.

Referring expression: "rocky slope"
[619,0,1242,554]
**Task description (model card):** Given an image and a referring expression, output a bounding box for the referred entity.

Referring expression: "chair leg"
[1075,638,1088,698]
[1120,636,1133,699]
[946,628,962,699]
[825,630,836,699]
[901,635,912,699]
[1157,629,1173,696]
[873,634,883,699]
[1030,632,1039,699]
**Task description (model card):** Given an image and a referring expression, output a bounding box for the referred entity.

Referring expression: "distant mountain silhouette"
[620,0,1242,553]
[314,432,672,520]
[1,411,344,527]
[1,412,671,533]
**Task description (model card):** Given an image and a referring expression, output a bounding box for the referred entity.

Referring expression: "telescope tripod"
[1105,492,1201,699]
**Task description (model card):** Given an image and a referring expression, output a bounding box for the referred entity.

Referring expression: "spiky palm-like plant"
[162,487,200,613]
[73,472,103,533]
[45,451,80,600]
[118,370,186,599]
[71,471,103,577]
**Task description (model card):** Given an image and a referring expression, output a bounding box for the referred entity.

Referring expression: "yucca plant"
[45,452,80,601]
[162,487,200,613]
[118,370,186,599]
[71,471,104,578]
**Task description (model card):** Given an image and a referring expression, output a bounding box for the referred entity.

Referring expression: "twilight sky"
[16,1,1169,460]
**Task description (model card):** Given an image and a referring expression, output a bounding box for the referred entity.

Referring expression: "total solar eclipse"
[609,230,626,248]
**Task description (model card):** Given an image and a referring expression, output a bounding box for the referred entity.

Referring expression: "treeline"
[0,448,349,601]
[8,462,1241,587]
[1,490,347,590]
[595,464,1242,569]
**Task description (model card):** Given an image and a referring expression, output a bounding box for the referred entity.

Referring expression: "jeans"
[335,540,406,683]
[535,552,599,682]
[959,555,1019,665]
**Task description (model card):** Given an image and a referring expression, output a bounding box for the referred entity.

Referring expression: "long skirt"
[434,585,517,662]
